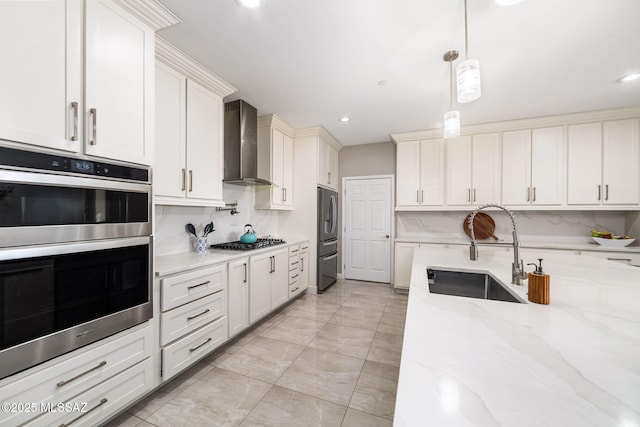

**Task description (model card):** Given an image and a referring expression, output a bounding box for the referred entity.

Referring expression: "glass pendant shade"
[444,110,461,139]
[456,59,481,103]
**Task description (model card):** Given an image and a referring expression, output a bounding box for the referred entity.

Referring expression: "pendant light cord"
[449,60,454,110]
[464,0,469,60]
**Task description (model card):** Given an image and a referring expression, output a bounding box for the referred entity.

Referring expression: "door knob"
[384,234,390,238]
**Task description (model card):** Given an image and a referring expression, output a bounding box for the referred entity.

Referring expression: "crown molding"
[156,37,237,98]
[257,114,296,137]
[113,0,181,31]
[391,107,640,143]
[294,126,343,150]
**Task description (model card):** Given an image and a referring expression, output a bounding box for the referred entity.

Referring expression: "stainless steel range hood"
[223,100,272,186]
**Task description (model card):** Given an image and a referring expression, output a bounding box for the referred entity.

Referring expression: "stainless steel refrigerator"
[317,187,338,293]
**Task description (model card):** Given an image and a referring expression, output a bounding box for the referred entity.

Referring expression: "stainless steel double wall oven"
[0,147,152,379]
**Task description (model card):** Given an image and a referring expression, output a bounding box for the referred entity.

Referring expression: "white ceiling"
[157,0,640,146]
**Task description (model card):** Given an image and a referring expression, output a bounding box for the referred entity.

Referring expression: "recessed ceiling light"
[495,0,524,5]
[235,0,260,9]
[618,72,640,83]
[339,116,350,123]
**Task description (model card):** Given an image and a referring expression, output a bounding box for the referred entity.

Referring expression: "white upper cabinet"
[0,0,154,165]
[502,127,564,206]
[84,0,154,165]
[568,119,639,206]
[446,134,500,206]
[154,38,236,207]
[602,119,639,205]
[256,115,295,210]
[396,139,444,207]
[0,0,82,153]
[318,138,339,190]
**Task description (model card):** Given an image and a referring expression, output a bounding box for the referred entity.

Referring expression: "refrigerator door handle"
[330,194,337,235]
[322,253,338,261]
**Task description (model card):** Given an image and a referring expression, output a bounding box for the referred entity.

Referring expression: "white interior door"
[344,177,392,283]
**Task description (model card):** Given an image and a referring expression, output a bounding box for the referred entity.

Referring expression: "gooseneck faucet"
[468,204,528,286]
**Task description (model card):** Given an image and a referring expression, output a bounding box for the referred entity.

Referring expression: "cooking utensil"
[463,213,498,240]
[186,223,198,238]
[240,224,257,244]
[203,222,214,237]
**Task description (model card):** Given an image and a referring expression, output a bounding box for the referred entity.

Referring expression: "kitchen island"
[394,246,640,426]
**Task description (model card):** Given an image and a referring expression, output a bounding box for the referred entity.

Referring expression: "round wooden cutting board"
[463,212,498,240]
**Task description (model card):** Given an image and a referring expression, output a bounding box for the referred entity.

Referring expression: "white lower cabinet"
[228,257,250,338]
[162,317,227,381]
[394,243,420,290]
[159,264,228,381]
[288,244,302,298]
[0,324,152,427]
[299,242,310,293]
[249,248,289,323]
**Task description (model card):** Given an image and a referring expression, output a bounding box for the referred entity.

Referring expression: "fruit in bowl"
[591,230,635,247]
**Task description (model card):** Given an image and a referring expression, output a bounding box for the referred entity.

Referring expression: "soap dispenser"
[527,258,550,304]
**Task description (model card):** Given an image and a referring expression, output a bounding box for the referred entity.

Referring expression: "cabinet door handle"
[527,187,531,202]
[189,170,193,192]
[416,190,420,203]
[187,308,210,321]
[181,169,186,191]
[605,184,609,201]
[467,189,471,202]
[421,190,424,203]
[597,185,601,201]
[70,101,79,141]
[301,258,304,272]
[473,188,476,202]
[89,108,97,145]
[243,262,247,283]
[189,337,212,352]
[327,172,331,185]
[187,280,210,290]
[56,360,107,387]
[532,187,536,202]
[59,398,108,427]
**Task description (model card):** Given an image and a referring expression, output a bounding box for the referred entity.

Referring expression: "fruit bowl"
[592,237,635,247]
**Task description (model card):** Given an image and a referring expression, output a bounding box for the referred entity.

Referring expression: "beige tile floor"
[106,279,408,427]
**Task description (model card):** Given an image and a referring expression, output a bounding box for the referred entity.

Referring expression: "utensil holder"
[527,272,550,304]
[195,236,208,254]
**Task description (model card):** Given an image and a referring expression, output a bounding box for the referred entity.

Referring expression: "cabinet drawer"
[289,254,300,271]
[300,241,309,253]
[32,358,153,427]
[580,251,640,267]
[288,244,300,256]
[289,268,300,284]
[162,316,228,381]
[161,290,227,346]
[161,264,227,311]
[0,324,152,427]
[289,281,302,299]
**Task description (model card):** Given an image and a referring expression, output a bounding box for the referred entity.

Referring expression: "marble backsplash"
[396,210,629,243]
[154,184,280,257]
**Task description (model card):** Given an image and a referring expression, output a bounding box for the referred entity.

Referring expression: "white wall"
[155,184,280,257]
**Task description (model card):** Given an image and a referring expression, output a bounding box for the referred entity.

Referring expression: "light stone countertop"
[394,245,640,427]
[155,236,308,277]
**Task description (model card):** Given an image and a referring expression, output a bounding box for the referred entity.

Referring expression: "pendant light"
[457,0,481,103]
[443,50,461,139]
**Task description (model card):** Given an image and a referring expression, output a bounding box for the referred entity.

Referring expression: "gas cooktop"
[210,238,286,251]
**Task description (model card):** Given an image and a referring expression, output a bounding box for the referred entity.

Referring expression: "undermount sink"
[427,268,526,304]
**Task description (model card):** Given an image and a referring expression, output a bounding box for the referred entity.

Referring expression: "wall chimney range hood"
[223,99,272,186]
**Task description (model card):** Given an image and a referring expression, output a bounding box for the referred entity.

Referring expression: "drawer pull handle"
[607,258,632,262]
[291,261,299,265]
[188,280,210,290]
[189,337,212,352]
[187,309,210,321]
[292,274,299,279]
[70,101,78,141]
[59,398,108,427]
[292,287,299,292]
[56,360,107,387]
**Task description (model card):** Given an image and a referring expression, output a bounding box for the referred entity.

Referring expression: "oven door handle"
[0,169,150,192]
